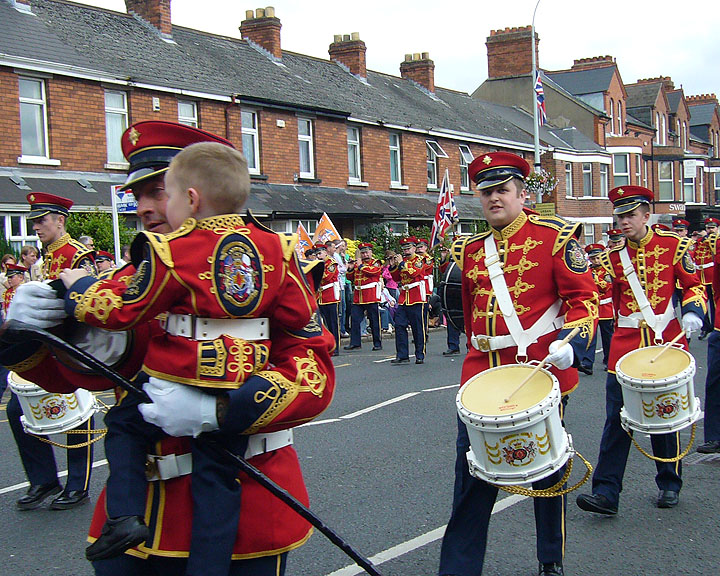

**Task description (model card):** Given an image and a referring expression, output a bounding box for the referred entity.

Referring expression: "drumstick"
[504,327,581,404]
[649,330,686,363]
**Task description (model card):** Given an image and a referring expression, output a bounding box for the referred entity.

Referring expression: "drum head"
[461,366,553,416]
[618,347,691,380]
[8,371,39,391]
[439,261,464,333]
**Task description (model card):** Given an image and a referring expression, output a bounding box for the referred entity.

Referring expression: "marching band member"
[5,193,97,512]
[579,243,614,373]
[389,237,426,364]
[1,121,336,576]
[695,218,719,339]
[577,186,706,516]
[1,263,28,318]
[438,245,461,355]
[94,250,115,273]
[438,151,598,576]
[315,243,341,355]
[607,228,625,250]
[344,243,383,351]
[415,237,434,342]
[699,231,720,454]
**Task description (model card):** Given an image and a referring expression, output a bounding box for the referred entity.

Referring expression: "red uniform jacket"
[601,227,706,372]
[592,266,614,320]
[318,257,340,305]
[65,215,317,390]
[390,254,427,305]
[347,259,382,304]
[2,285,16,317]
[40,233,96,281]
[694,235,715,286]
[452,210,598,395]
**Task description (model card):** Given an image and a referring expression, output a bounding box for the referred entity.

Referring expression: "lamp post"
[531,0,542,203]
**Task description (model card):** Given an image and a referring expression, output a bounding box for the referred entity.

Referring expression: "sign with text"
[114,187,137,213]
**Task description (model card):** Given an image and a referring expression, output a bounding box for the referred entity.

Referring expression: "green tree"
[66,211,136,255]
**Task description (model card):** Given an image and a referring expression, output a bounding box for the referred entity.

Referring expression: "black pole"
[0,320,384,576]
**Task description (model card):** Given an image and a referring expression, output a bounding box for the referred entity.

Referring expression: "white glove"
[73,325,129,367]
[138,376,219,437]
[5,281,67,329]
[546,340,574,370]
[681,312,703,336]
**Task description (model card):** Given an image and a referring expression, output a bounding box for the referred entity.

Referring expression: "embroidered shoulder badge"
[565,238,589,274]
[682,250,696,274]
[213,233,264,315]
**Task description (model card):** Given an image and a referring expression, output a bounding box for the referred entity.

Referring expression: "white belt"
[599,297,612,305]
[471,316,565,352]
[321,281,341,300]
[162,314,269,341]
[617,309,676,330]
[698,263,714,269]
[145,430,294,481]
[355,282,378,290]
[401,281,426,300]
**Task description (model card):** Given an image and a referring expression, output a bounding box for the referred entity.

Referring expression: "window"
[178,101,198,127]
[426,140,448,189]
[616,101,623,135]
[635,154,642,185]
[658,161,674,200]
[682,122,688,151]
[298,117,314,178]
[715,173,720,205]
[609,98,615,135]
[599,164,609,197]
[459,145,474,191]
[655,112,661,145]
[683,164,695,203]
[19,77,49,159]
[660,114,666,145]
[1,213,38,253]
[565,162,573,197]
[267,219,318,235]
[582,163,592,196]
[389,133,402,186]
[241,110,260,174]
[105,91,128,164]
[347,126,362,183]
[613,154,630,187]
[584,223,594,246]
[644,160,649,187]
[699,169,704,204]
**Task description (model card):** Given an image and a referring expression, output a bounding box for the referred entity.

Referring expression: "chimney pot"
[256,7,265,17]
[329,32,367,78]
[404,54,413,62]
[240,6,283,59]
[334,34,342,43]
[265,6,275,17]
[245,9,253,18]
[351,32,360,41]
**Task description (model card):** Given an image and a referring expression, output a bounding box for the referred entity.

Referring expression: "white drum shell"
[456,365,573,486]
[8,372,99,436]
[616,346,703,434]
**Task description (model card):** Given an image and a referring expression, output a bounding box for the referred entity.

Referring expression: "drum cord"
[627,423,696,463]
[495,451,593,498]
[29,396,111,450]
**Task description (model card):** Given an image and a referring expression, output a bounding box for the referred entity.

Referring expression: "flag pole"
[531,0,542,203]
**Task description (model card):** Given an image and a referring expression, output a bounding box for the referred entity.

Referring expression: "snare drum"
[7,371,99,436]
[456,363,572,485]
[616,345,702,434]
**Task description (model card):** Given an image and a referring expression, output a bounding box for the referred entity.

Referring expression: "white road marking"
[0,459,108,495]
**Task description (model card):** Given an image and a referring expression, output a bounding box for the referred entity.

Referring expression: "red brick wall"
[0,68,21,165]
[486,26,538,79]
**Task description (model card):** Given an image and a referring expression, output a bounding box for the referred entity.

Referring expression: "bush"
[66,211,136,255]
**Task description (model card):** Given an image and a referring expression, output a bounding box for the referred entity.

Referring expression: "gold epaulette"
[709,232,719,256]
[278,233,298,262]
[598,250,615,278]
[675,236,693,265]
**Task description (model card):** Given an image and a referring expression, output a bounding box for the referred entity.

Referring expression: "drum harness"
[466,235,592,498]
[615,248,697,463]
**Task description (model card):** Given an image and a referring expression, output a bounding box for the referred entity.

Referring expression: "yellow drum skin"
[617,347,691,381]
[461,366,553,417]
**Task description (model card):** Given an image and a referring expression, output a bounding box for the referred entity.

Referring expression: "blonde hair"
[167,142,250,214]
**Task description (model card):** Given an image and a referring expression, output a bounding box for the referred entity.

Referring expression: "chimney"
[687,93,719,106]
[636,76,675,92]
[486,26,538,78]
[329,32,367,79]
[400,52,435,93]
[240,7,282,59]
[571,56,615,70]
[125,0,172,36]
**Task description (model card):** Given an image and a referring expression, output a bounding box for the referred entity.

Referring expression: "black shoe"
[332,351,340,357]
[85,516,149,561]
[390,358,409,364]
[539,562,564,576]
[657,490,679,508]
[49,489,89,510]
[699,331,709,340]
[415,358,424,364]
[343,345,361,350]
[697,440,720,453]
[442,349,460,356]
[372,346,382,351]
[578,365,593,375]
[16,482,62,511]
[576,493,617,515]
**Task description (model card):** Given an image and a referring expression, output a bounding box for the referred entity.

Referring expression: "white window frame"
[658,161,674,200]
[18,77,54,163]
[267,219,318,235]
[714,173,720,204]
[617,101,623,135]
[178,100,198,127]
[459,145,474,192]
[635,153,642,185]
[655,112,661,145]
[582,163,593,197]
[426,140,448,189]
[682,164,695,203]
[661,114,666,145]
[389,133,403,187]
[241,109,260,175]
[1,213,39,253]
[104,90,128,166]
[599,164,609,197]
[609,98,615,135]
[297,117,315,179]
[583,223,594,246]
[565,162,573,197]
[347,126,362,184]
[612,153,630,187]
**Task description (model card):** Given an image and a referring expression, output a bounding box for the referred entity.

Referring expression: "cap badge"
[617,188,624,196]
[482,155,492,165]
[29,194,35,202]
[128,127,141,146]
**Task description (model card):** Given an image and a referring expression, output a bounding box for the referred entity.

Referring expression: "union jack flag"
[535,71,547,127]
[430,169,459,248]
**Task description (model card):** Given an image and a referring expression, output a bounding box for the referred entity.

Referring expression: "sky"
[72,0,719,98]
